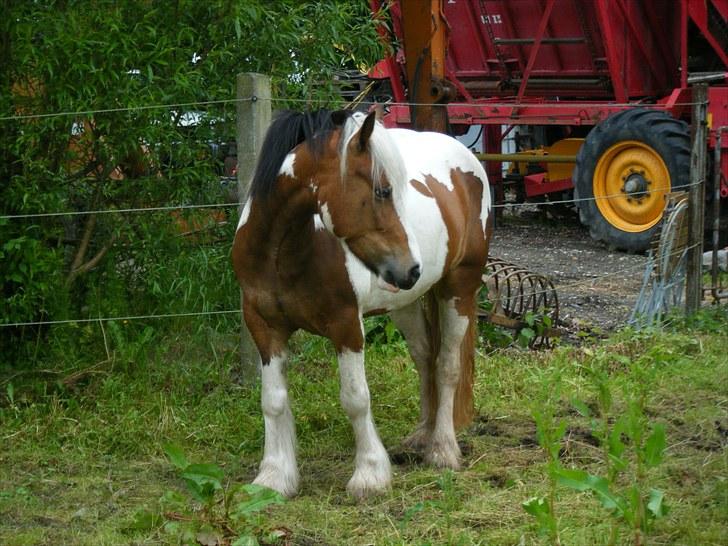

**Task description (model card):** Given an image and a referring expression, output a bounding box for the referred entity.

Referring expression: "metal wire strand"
[0,309,241,329]
[0,181,703,220]
[0,95,707,122]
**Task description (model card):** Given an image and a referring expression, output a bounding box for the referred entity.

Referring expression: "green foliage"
[523,359,567,544]
[0,0,384,365]
[129,444,285,544]
[554,352,670,544]
[1,320,727,544]
[365,315,405,355]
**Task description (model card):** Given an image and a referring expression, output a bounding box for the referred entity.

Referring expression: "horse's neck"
[245,179,318,274]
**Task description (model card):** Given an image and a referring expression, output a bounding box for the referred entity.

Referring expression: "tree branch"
[66,232,117,285]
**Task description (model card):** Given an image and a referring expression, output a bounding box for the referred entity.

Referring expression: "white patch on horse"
[253,353,299,498]
[319,202,334,232]
[313,214,325,231]
[278,152,296,177]
[391,127,491,240]
[236,198,252,230]
[390,302,434,449]
[338,348,391,498]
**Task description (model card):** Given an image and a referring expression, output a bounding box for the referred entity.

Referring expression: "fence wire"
[0,178,703,221]
[0,94,707,122]
[0,243,700,329]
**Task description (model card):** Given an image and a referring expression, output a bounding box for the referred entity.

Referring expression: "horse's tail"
[423,292,476,430]
[423,292,440,429]
[454,309,476,429]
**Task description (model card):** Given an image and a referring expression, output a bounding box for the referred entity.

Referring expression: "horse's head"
[315,111,421,292]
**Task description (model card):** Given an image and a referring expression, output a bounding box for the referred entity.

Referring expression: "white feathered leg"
[338,348,392,498]
[253,353,299,497]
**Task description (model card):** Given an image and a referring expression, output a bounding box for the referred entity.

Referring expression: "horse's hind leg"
[253,350,299,497]
[337,346,392,498]
[421,295,471,470]
[390,301,435,450]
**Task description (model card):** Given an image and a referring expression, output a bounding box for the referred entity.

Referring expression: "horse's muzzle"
[382,262,421,291]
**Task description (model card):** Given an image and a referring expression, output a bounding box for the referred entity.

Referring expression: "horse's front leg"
[253,351,299,498]
[338,347,392,499]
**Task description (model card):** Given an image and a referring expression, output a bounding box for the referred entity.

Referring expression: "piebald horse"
[232,109,490,498]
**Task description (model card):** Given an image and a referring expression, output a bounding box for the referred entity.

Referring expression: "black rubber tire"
[573,109,691,252]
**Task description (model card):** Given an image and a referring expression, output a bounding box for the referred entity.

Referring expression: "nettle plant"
[130,445,285,545]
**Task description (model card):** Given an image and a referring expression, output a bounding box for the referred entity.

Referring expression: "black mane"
[248,109,352,199]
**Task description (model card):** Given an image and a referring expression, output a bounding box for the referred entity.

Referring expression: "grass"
[1,307,727,545]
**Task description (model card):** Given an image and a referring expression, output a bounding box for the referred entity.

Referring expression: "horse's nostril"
[409,264,421,282]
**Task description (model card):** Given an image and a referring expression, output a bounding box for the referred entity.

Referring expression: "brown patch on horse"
[410,179,433,198]
[421,168,487,280]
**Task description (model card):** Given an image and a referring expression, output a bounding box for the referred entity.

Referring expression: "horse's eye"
[374,186,392,200]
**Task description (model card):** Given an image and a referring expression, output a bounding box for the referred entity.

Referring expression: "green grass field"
[1,308,726,545]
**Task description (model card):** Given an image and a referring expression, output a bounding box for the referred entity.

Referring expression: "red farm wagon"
[367,0,728,251]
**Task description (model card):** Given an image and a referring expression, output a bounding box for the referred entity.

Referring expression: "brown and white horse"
[232,109,490,498]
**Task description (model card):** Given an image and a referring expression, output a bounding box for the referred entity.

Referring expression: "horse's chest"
[245,242,357,335]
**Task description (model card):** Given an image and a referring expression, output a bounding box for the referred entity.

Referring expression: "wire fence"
[0,182,703,221]
[0,95,707,123]
[1,92,710,334]
[2,245,697,329]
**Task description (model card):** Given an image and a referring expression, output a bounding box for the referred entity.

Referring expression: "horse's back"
[391,129,490,269]
[390,129,489,189]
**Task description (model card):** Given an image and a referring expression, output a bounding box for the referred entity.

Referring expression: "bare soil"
[488,209,649,333]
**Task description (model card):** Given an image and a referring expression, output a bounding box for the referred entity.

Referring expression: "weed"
[523,357,567,545]
[129,444,285,545]
[561,352,669,545]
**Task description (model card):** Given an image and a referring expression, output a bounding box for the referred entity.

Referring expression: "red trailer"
[368,0,728,251]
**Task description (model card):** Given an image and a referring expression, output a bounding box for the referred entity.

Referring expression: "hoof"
[346,458,392,500]
[424,441,461,470]
[253,463,299,498]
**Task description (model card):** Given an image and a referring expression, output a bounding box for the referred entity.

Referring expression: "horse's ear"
[358,111,376,152]
[373,104,385,121]
[331,110,349,126]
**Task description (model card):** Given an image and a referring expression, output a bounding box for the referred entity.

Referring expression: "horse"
[232,109,491,499]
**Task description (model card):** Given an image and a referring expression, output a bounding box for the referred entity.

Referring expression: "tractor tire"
[573,109,691,252]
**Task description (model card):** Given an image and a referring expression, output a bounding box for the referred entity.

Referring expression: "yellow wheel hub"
[593,140,670,233]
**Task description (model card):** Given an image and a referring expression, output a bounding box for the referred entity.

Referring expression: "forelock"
[338,113,407,199]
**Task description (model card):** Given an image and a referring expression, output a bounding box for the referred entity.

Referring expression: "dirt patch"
[489,212,649,332]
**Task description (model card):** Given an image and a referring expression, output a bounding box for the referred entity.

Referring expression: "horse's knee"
[262,387,289,417]
[340,383,370,417]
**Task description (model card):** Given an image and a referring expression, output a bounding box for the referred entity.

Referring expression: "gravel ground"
[488,210,649,333]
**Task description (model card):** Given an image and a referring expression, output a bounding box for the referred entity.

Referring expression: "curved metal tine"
[502,267,528,316]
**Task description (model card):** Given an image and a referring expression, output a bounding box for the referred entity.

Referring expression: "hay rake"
[478,257,560,348]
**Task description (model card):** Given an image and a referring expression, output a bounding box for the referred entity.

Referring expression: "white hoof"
[424,439,461,470]
[346,456,392,499]
[253,462,299,498]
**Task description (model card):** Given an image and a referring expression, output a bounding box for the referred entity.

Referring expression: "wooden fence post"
[235,73,271,384]
[686,83,708,314]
